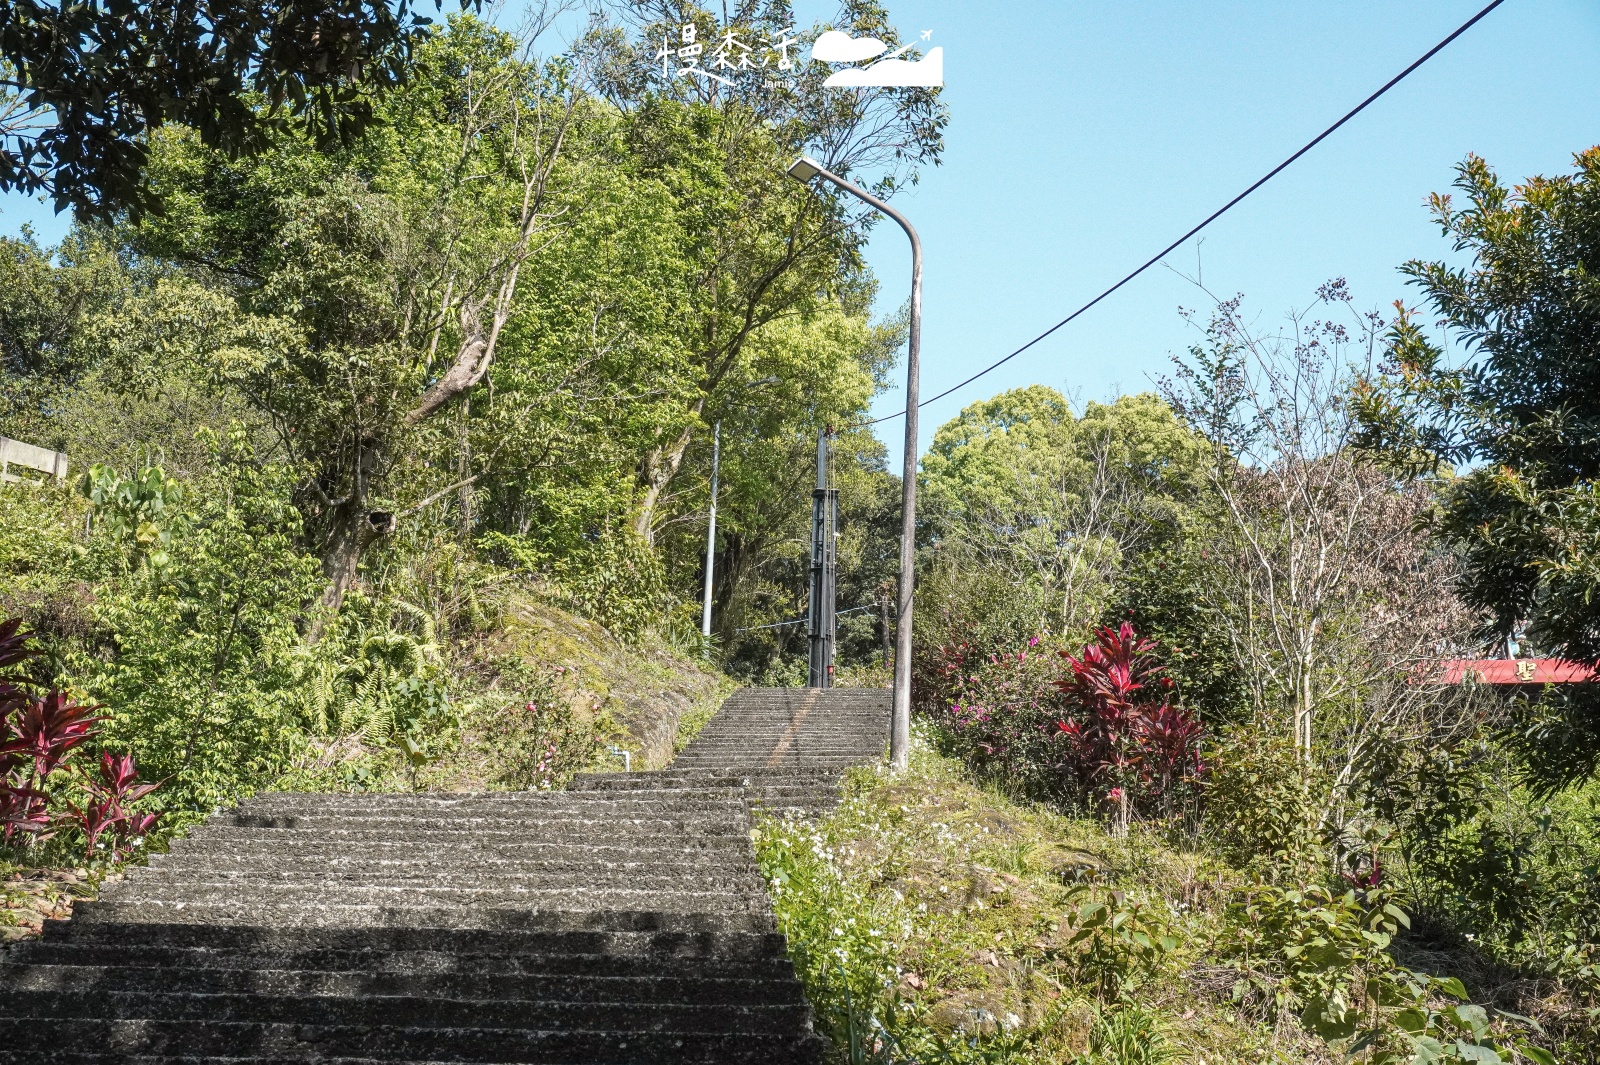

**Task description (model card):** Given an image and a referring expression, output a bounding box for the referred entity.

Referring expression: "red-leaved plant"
[1054,622,1205,834]
[0,616,160,857]
[70,753,161,861]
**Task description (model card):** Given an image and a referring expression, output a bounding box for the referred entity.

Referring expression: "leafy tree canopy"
[1356,148,1600,784]
[0,0,477,221]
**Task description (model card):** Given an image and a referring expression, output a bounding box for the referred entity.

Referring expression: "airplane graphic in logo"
[812,29,943,87]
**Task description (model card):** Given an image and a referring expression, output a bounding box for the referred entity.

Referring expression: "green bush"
[1203,729,1320,874]
[1223,882,1553,1064]
[70,433,321,813]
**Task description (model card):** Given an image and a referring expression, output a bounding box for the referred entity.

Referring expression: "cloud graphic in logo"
[823,46,943,88]
[811,29,888,64]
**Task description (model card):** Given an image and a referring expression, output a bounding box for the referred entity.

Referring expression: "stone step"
[108,871,765,896]
[170,822,753,845]
[165,832,755,856]
[0,1018,829,1064]
[39,921,790,955]
[572,768,842,785]
[147,841,755,867]
[1,989,813,1034]
[70,895,775,927]
[234,794,756,814]
[7,945,798,980]
[0,963,806,1005]
[216,807,753,829]
[137,850,761,876]
[82,889,774,914]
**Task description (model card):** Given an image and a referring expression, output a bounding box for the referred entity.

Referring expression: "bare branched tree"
[1162,280,1480,836]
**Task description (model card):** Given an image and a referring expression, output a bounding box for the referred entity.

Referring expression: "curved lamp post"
[786,154,919,771]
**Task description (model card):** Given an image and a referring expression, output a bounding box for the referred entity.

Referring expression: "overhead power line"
[855,0,1509,429]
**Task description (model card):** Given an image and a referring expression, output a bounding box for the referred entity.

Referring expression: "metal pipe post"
[785,156,919,768]
[700,422,720,640]
[807,428,837,688]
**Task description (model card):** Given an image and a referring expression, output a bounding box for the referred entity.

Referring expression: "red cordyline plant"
[70,753,161,861]
[0,616,160,858]
[1054,622,1205,835]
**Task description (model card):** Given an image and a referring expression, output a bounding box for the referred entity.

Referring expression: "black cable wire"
[853,0,1509,429]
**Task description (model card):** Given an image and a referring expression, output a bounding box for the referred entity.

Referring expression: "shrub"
[1052,624,1205,834]
[919,623,1205,832]
[72,434,322,812]
[1204,730,1320,873]
[1224,881,1554,1064]
[1,617,160,864]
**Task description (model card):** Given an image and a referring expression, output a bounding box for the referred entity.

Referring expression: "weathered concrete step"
[219,806,753,828]
[82,882,774,914]
[571,769,841,786]
[9,941,797,975]
[137,856,763,878]
[166,832,755,857]
[686,715,885,723]
[547,785,839,801]
[0,963,805,1005]
[39,920,791,955]
[233,794,756,814]
[71,896,775,927]
[678,738,880,747]
[0,1018,829,1064]
[173,823,753,845]
[147,841,754,867]
[109,871,764,896]
[145,853,761,876]
[1,989,812,1034]
[672,741,876,751]
[190,811,752,830]
[673,755,871,763]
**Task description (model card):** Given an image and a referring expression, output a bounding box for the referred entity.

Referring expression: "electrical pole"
[787,156,919,768]
[807,427,837,688]
[700,422,720,640]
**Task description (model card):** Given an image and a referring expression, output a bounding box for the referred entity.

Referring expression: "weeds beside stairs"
[0,687,890,1063]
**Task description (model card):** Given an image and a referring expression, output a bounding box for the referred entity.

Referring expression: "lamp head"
[786,156,823,183]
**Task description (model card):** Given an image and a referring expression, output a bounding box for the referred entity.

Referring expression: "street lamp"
[787,154,920,772]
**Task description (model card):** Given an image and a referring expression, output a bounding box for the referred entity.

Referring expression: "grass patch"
[753,727,1325,1064]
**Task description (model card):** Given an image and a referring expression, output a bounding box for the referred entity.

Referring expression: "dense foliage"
[0,3,940,833]
[905,165,1600,1054]
[1356,148,1600,786]
[0,0,480,219]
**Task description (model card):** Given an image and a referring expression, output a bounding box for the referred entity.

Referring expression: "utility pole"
[787,156,920,768]
[807,427,837,688]
[701,422,720,640]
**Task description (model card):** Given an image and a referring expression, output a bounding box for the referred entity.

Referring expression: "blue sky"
[4,1,1596,473]
[790,0,1600,470]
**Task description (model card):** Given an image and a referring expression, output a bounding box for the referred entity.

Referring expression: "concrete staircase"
[0,686,889,1063]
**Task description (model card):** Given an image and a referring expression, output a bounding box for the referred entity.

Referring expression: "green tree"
[113,17,684,608]
[583,1,946,542]
[919,387,1208,641]
[0,0,478,219]
[0,225,130,444]
[1355,148,1600,784]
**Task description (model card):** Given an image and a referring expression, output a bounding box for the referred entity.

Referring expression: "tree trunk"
[633,423,697,544]
[320,502,395,611]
